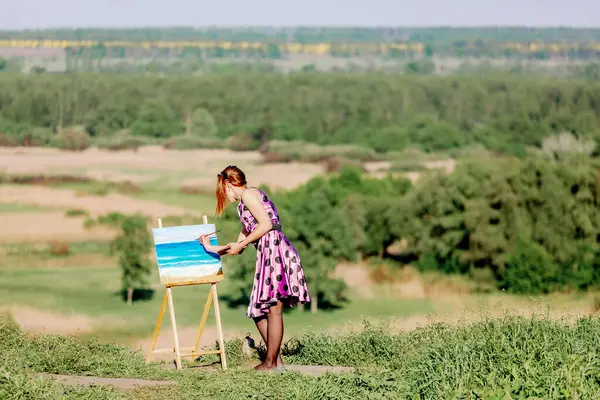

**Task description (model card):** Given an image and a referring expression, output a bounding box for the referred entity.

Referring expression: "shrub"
[178,185,213,196]
[264,140,378,163]
[324,157,365,173]
[261,151,292,163]
[500,238,559,294]
[541,132,596,160]
[116,181,140,194]
[225,132,257,151]
[64,208,88,218]
[164,135,223,150]
[94,134,157,151]
[6,174,92,185]
[83,217,97,230]
[48,241,70,256]
[0,133,16,147]
[185,107,218,137]
[57,127,89,151]
[389,160,427,172]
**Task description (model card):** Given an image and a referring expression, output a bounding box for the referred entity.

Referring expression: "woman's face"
[225,183,237,203]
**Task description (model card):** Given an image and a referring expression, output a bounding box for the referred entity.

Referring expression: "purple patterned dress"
[237,188,310,319]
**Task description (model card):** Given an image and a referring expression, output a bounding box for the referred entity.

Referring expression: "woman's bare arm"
[236,190,272,248]
[236,228,250,254]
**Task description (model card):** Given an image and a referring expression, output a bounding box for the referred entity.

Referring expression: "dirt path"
[31,373,177,389]
[33,364,356,390]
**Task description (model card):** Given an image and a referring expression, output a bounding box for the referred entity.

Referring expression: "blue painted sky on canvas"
[152,224,216,245]
[2,0,598,29]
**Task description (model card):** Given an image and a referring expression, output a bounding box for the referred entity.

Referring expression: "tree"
[187,107,217,137]
[111,214,153,305]
[281,177,356,312]
[130,98,179,138]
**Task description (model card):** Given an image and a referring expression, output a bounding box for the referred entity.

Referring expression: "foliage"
[390,156,600,294]
[130,98,179,138]
[110,214,153,304]
[164,135,223,150]
[57,127,90,151]
[187,107,217,137]
[1,73,600,156]
[222,168,412,311]
[541,132,597,160]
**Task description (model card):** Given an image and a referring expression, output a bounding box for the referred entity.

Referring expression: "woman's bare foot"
[254,362,277,371]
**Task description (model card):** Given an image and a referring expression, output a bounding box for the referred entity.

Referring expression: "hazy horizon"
[2,0,598,30]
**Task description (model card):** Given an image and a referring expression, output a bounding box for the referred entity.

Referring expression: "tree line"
[1,73,599,158]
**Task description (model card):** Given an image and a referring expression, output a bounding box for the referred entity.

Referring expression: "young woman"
[199,165,310,371]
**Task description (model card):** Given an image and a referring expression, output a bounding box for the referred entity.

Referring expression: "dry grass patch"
[2,306,98,335]
[0,185,188,218]
[0,212,115,243]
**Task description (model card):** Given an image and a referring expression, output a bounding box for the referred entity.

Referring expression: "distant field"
[0,146,327,243]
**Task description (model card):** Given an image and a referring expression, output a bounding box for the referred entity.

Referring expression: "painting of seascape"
[152,224,223,285]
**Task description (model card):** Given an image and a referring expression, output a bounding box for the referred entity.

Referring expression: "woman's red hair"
[216,165,247,216]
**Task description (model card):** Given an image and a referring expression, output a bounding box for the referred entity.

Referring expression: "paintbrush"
[198,229,221,240]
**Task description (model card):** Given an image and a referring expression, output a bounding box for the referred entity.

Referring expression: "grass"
[3,312,600,399]
[132,187,215,215]
[0,203,53,213]
[0,266,434,344]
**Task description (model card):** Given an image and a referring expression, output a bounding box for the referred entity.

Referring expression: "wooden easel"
[146,215,227,370]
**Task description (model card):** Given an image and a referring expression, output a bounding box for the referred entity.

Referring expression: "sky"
[153,224,217,245]
[1,0,598,29]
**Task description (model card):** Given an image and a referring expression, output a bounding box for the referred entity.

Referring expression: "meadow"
[1,144,599,400]
[1,60,600,397]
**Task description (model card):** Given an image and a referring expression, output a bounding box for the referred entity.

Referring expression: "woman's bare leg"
[254,317,283,367]
[254,302,284,370]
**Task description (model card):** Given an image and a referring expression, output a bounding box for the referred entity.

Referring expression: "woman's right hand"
[199,235,213,251]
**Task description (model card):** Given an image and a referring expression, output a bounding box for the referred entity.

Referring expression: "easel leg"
[192,288,213,354]
[166,287,182,370]
[147,290,168,364]
[211,283,227,370]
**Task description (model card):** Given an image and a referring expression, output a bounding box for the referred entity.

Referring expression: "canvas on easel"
[146,216,227,371]
[152,223,223,285]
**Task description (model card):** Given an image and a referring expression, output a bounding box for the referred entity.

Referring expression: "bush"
[0,133,16,147]
[324,157,364,173]
[225,132,258,151]
[94,134,157,151]
[261,151,292,163]
[264,140,378,163]
[115,180,140,194]
[57,127,89,151]
[178,185,213,196]
[64,208,88,218]
[164,135,223,150]
[48,241,70,256]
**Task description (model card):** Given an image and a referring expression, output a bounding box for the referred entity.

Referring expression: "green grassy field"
[0,265,434,344]
[0,203,54,213]
[3,312,600,399]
